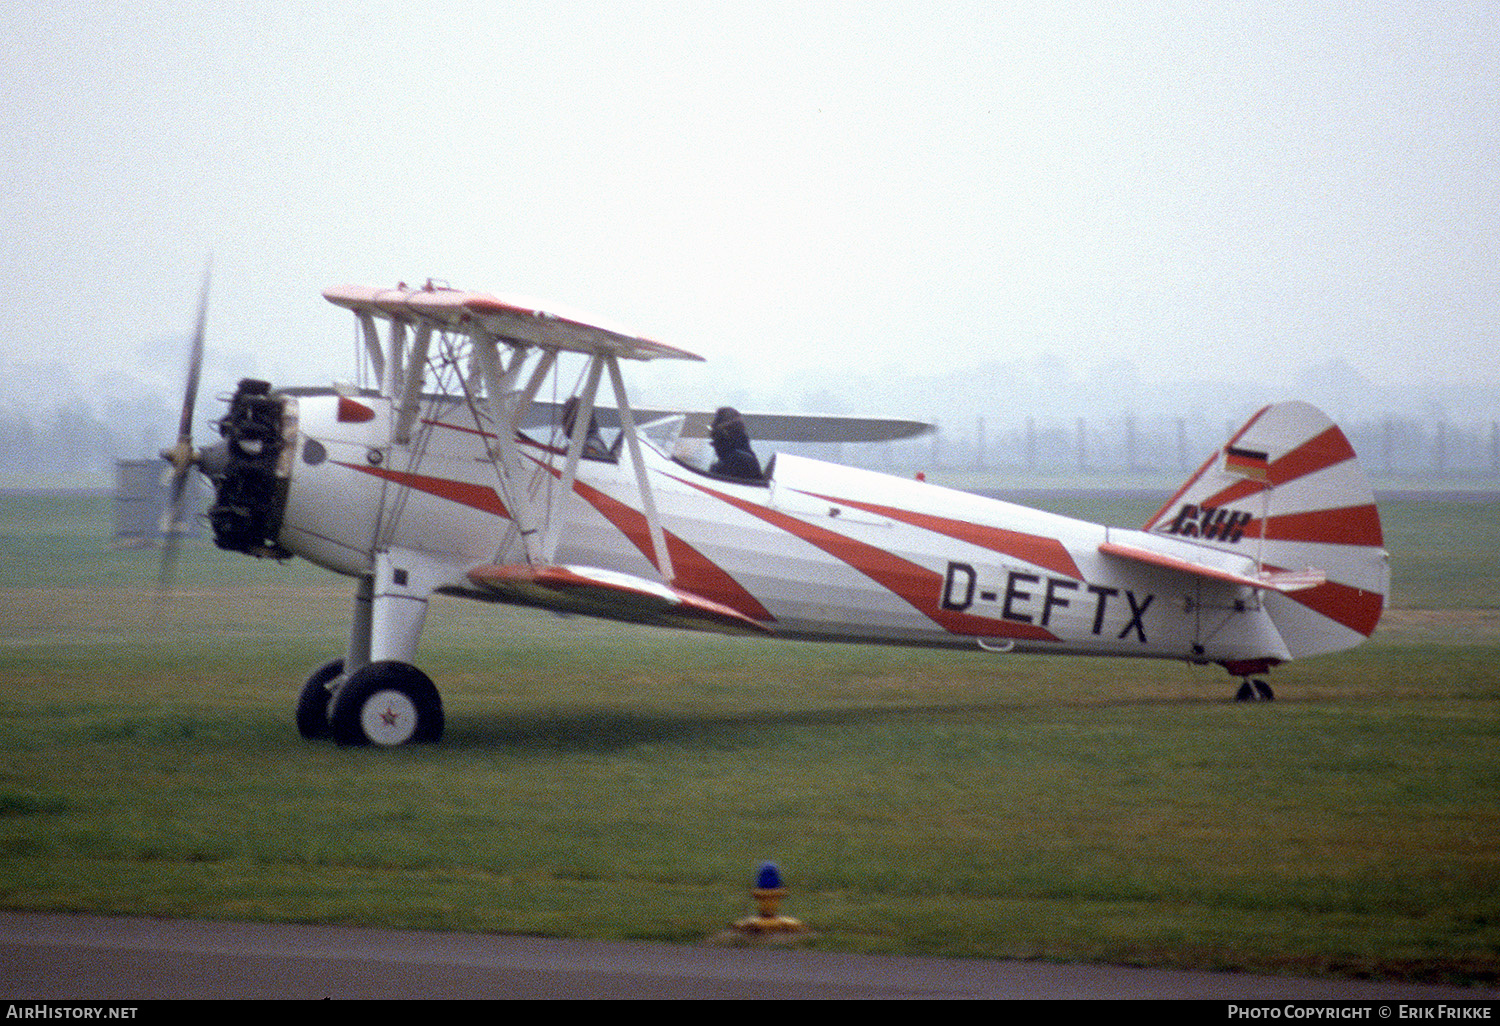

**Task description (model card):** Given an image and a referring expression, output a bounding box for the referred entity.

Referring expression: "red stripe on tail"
[1247,504,1384,548]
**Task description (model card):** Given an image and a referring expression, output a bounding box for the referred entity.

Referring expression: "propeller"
[158,263,211,594]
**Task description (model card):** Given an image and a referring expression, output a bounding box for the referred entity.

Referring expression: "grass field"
[1,491,1497,987]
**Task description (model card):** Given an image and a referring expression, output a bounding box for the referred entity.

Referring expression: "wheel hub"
[359,688,419,746]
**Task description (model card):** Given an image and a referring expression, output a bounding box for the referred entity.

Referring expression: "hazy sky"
[3,1,1496,416]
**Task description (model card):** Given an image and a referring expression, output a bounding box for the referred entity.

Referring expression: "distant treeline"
[0,403,148,479]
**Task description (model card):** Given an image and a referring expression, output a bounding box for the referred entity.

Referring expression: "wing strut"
[607,353,674,584]
[469,335,553,567]
[324,283,694,584]
[467,346,674,583]
[356,311,385,386]
[542,354,604,565]
[462,339,674,585]
[393,322,433,444]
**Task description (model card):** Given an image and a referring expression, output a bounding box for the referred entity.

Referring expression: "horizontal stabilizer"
[467,563,772,636]
[1099,540,1326,594]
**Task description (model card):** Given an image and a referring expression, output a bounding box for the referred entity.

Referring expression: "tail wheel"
[1234,678,1276,702]
[330,661,444,747]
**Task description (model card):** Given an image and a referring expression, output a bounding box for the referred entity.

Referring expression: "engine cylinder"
[208,378,291,557]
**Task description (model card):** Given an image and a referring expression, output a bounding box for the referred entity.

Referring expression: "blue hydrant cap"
[756,861,783,889]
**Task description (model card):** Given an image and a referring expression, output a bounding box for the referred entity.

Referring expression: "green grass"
[0,493,1497,986]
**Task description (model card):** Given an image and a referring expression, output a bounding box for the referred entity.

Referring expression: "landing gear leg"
[323,549,458,746]
[346,575,373,672]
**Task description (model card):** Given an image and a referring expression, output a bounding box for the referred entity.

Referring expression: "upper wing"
[523,402,933,443]
[323,283,703,362]
[702,411,933,443]
[324,285,931,440]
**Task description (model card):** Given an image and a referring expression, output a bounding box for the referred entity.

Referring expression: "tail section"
[1143,401,1390,661]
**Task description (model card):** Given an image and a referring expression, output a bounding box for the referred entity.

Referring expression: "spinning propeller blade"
[158,263,211,594]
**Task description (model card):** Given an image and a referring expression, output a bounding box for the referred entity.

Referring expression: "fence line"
[839,414,1500,479]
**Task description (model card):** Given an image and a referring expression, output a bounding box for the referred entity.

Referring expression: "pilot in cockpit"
[708,406,763,481]
[561,396,613,461]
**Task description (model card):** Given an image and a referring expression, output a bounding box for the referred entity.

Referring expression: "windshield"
[635,413,687,459]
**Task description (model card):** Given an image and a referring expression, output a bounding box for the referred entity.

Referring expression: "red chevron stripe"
[1247,504,1384,547]
[1200,425,1358,510]
[340,462,509,518]
[510,449,774,623]
[1277,577,1384,637]
[682,479,1059,642]
[801,492,1084,580]
[1145,405,1271,530]
[568,478,774,623]
[1268,425,1358,487]
[342,458,770,623]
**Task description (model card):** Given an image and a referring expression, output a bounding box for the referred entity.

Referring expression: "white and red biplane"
[163,280,1390,746]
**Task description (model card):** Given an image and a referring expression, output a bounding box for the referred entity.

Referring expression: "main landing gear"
[297,658,446,746]
[297,559,453,746]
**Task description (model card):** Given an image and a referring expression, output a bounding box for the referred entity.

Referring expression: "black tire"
[1235,681,1255,702]
[1253,679,1275,702]
[329,661,444,747]
[295,658,344,739]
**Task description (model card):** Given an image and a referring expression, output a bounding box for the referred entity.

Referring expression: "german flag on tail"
[1224,445,1270,482]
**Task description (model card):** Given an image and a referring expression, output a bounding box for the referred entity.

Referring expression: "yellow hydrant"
[732,862,809,935]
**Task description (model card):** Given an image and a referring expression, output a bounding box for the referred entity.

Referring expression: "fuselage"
[274,392,1289,668]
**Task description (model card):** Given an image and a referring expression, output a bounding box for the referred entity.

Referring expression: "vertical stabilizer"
[1143,401,1390,660]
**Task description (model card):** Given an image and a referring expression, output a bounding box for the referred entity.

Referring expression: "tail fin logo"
[1164,504,1254,543]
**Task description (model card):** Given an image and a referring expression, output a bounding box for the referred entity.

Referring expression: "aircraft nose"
[197,439,231,480]
[205,378,292,559]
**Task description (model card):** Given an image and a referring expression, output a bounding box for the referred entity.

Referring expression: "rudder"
[1143,401,1390,660]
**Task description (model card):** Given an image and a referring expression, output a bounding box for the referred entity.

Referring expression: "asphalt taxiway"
[2,913,1494,1001]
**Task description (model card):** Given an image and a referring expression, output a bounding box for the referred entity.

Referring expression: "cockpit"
[638,412,772,487]
[539,403,771,486]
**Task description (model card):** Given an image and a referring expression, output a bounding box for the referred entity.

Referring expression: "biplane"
[162,278,1390,746]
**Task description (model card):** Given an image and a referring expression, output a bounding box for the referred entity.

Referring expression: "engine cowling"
[207,378,295,558]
